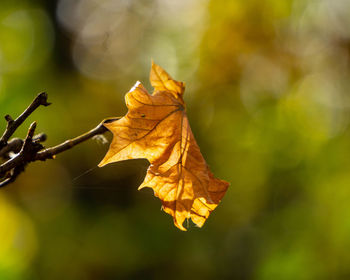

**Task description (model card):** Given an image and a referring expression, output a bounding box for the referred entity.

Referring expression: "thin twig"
[0,118,118,187]
[0,122,41,177]
[0,92,50,150]
[0,133,46,160]
[0,122,44,187]
[35,120,111,161]
[0,90,118,188]
[0,138,23,158]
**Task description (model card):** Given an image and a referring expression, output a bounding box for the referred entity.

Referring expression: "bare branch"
[0,165,24,188]
[0,177,13,188]
[0,122,43,180]
[0,138,23,158]
[35,120,112,161]
[0,133,47,160]
[0,90,119,188]
[0,118,118,187]
[0,92,50,150]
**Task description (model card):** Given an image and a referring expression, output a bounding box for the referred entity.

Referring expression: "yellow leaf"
[99,63,229,231]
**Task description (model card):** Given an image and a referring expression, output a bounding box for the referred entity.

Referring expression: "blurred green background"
[1,0,350,279]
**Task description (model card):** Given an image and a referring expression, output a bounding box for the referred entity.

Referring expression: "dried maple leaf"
[99,62,229,230]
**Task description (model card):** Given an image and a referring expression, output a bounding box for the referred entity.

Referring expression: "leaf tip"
[175,221,187,231]
[138,184,147,190]
[97,160,106,168]
[149,62,185,99]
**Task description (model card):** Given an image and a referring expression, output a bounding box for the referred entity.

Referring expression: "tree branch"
[0,134,47,159]
[0,92,50,150]
[0,119,117,187]
[0,92,118,188]
[35,120,110,161]
[0,122,44,187]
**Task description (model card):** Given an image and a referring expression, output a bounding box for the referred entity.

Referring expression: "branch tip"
[26,122,37,139]
[0,92,51,147]
[37,92,51,106]
[4,115,14,123]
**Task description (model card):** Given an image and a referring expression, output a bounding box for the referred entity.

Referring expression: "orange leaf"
[99,62,229,231]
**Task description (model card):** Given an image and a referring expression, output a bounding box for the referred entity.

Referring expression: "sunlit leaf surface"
[99,62,229,230]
